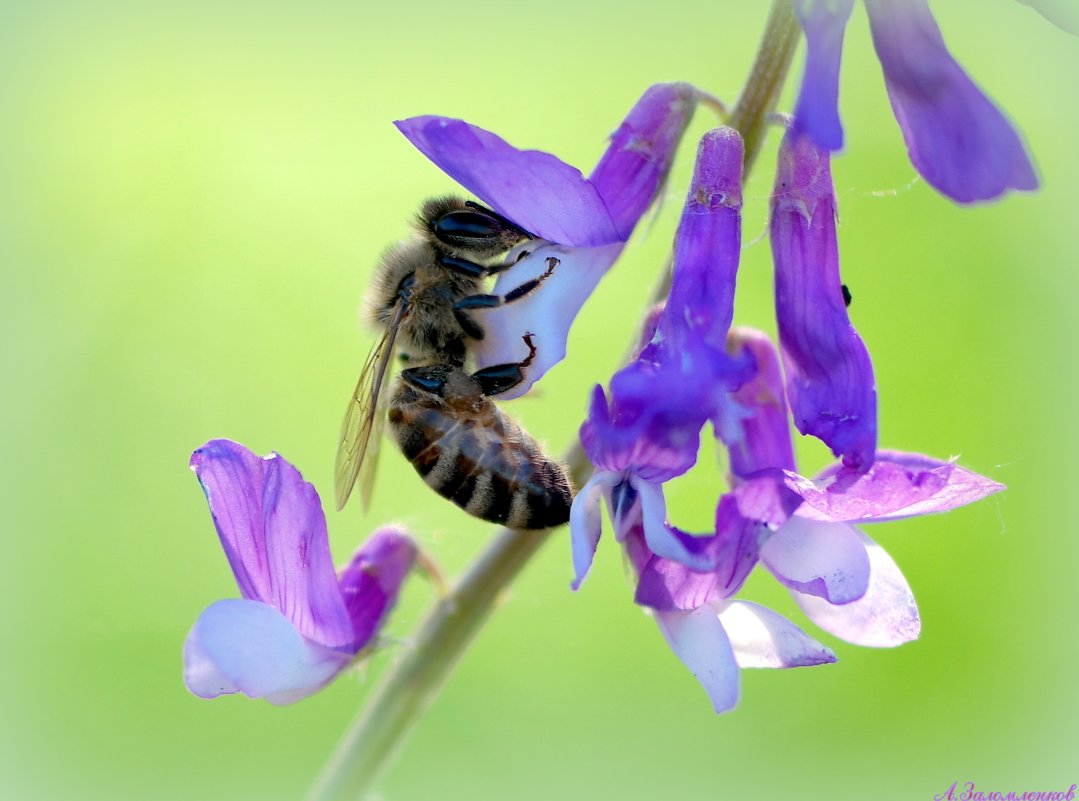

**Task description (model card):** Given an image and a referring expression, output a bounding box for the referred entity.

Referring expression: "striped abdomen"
[388,395,572,530]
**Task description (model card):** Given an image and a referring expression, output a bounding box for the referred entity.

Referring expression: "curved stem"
[307,5,800,798]
[728,0,800,173]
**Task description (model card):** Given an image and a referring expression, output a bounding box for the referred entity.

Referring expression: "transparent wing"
[334,303,405,511]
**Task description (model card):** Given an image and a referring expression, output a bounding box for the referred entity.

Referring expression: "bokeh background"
[2,1,1076,799]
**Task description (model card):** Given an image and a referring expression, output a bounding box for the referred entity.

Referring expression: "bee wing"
[334,303,404,511]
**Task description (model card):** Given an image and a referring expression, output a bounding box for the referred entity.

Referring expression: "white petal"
[792,529,920,647]
[760,515,870,603]
[470,242,624,399]
[654,607,740,714]
[569,473,617,590]
[717,600,836,669]
[183,599,351,704]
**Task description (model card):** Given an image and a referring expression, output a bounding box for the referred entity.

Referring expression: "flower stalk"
[307,4,800,798]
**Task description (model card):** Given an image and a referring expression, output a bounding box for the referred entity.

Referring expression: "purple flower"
[183,439,416,705]
[725,332,1004,646]
[619,493,837,716]
[396,82,700,398]
[775,452,1005,645]
[571,128,752,585]
[771,128,877,472]
[792,0,1038,203]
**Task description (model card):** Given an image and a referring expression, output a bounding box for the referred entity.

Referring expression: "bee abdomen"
[389,403,572,530]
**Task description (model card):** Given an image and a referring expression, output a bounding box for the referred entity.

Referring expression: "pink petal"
[787,450,1005,523]
[760,516,870,604]
[717,600,837,669]
[792,530,920,647]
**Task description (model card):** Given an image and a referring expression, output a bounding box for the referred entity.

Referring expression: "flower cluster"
[563,122,1004,711]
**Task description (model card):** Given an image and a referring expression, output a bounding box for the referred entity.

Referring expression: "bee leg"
[470,334,539,397]
[400,365,450,396]
[455,257,560,312]
[454,307,486,341]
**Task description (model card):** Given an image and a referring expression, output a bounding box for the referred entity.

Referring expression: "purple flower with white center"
[396,82,700,398]
[791,0,1039,203]
[771,127,877,473]
[571,128,754,585]
[183,439,416,705]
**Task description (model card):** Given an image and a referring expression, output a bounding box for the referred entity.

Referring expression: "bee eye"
[432,210,506,242]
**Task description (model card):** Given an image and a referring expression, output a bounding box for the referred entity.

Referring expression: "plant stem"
[728,0,800,173]
[307,5,800,798]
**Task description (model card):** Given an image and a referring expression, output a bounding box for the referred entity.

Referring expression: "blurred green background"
[2,1,1075,799]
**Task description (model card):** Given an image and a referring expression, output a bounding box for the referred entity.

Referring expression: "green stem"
[727,0,800,173]
[307,5,801,798]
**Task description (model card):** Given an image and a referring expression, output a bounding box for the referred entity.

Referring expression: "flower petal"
[792,529,920,646]
[654,607,740,714]
[661,127,744,349]
[469,242,623,398]
[569,472,619,590]
[190,440,355,650]
[864,0,1038,203]
[183,599,351,704]
[635,493,764,610]
[718,600,837,669]
[636,477,722,572]
[726,328,796,477]
[337,526,417,648]
[786,450,1005,523]
[761,515,870,603]
[771,131,877,471]
[791,0,856,151]
[589,82,700,240]
[395,117,619,246]
[1017,0,1079,35]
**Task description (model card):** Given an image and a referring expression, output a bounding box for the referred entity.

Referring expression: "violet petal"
[395,117,619,246]
[792,529,921,646]
[771,131,877,471]
[718,600,837,669]
[589,83,700,240]
[635,493,764,611]
[654,607,740,714]
[189,440,355,650]
[787,450,1005,523]
[791,0,856,151]
[864,0,1038,203]
[183,599,351,704]
[336,526,417,648]
[726,328,796,477]
[636,476,720,572]
[760,515,870,604]
[661,127,744,349]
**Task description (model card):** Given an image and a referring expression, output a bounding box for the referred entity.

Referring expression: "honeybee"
[334,196,573,529]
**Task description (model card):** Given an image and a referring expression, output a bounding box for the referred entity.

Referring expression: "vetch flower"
[571,128,753,585]
[791,0,1038,203]
[719,332,1004,647]
[183,439,417,705]
[777,451,1006,646]
[396,82,701,398]
[771,127,877,472]
[619,496,837,715]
